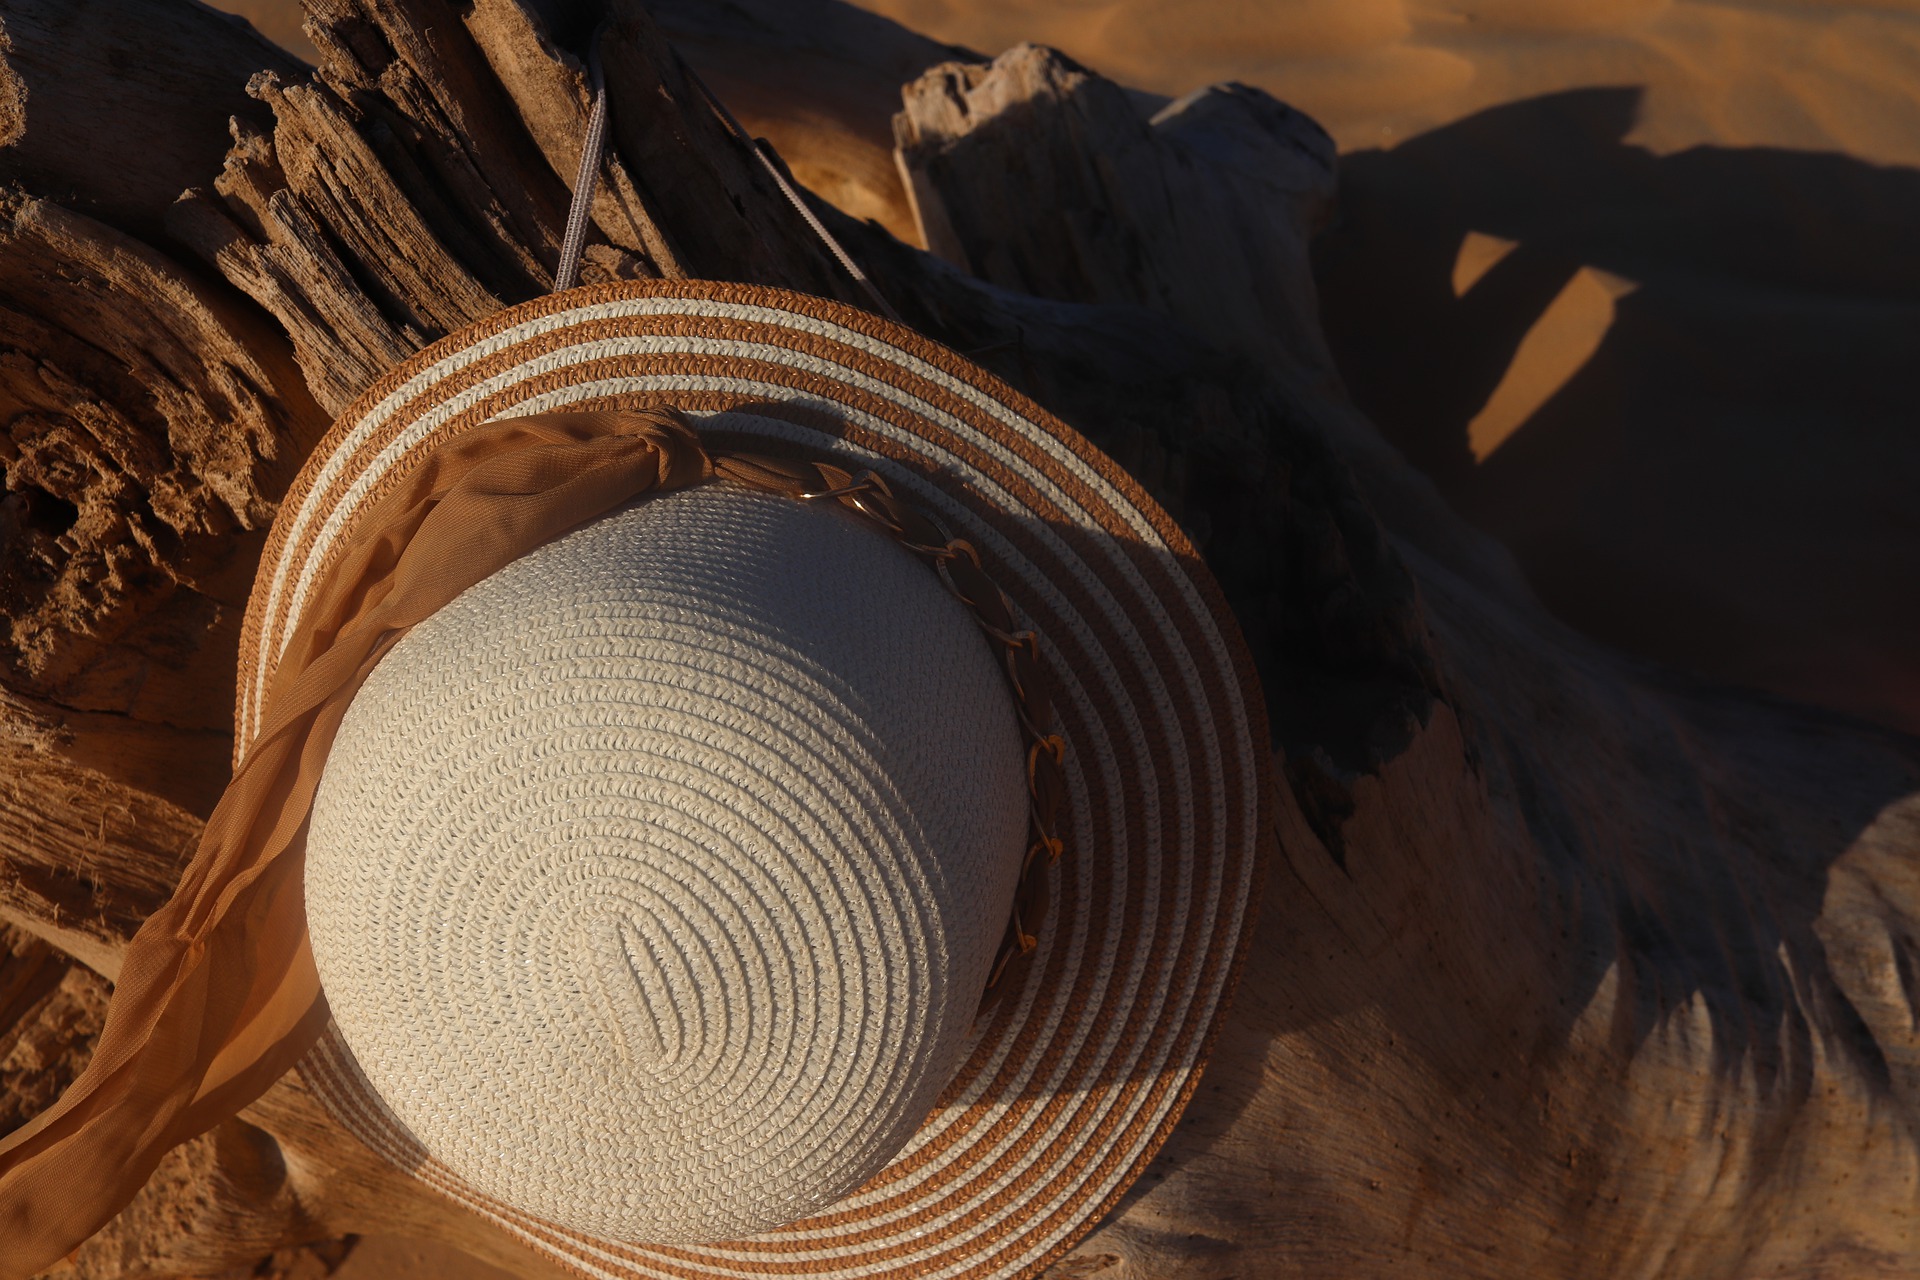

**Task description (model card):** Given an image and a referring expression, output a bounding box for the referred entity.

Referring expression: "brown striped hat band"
[239,281,1271,1280]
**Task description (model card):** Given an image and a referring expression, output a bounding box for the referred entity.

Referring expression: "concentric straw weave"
[239,281,1272,1280]
[306,485,1029,1241]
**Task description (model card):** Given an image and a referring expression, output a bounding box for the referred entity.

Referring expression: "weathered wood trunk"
[1,2,1915,1278]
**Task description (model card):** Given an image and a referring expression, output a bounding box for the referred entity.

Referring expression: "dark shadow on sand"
[1312,86,1920,733]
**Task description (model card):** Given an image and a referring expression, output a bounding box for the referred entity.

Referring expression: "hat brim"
[237,281,1271,1280]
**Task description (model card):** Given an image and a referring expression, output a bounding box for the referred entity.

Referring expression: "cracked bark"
[0,2,1915,1278]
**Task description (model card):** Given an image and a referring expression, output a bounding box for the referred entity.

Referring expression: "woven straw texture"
[305,485,1029,1242]
[239,281,1271,1280]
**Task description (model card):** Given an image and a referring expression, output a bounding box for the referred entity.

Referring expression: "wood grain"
[0,2,1912,1278]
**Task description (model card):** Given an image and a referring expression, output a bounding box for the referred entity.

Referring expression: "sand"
[859,0,1920,170]
[210,0,312,60]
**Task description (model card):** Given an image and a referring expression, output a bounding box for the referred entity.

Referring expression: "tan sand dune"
[208,0,313,61]
[862,0,1920,168]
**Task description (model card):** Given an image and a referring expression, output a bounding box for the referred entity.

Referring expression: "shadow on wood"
[0,2,1914,1278]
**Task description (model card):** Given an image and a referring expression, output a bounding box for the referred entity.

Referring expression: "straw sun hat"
[237,279,1267,1278]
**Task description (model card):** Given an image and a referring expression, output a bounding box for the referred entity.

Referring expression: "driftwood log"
[1,1,1916,1277]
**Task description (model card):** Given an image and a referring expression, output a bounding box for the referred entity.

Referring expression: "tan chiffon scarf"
[0,409,712,1279]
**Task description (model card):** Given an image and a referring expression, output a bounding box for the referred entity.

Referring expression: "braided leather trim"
[714,450,1065,1009]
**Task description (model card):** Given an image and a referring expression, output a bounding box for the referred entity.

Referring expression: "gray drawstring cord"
[553,44,609,292]
[551,42,900,323]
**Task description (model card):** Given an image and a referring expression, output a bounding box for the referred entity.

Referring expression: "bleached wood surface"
[0,3,1914,1277]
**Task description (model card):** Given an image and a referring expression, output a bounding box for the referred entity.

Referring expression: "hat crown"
[304,482,1029,1243]
[579,917,680,1068]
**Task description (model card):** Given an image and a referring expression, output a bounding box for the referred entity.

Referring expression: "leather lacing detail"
[714,450,1065,1009]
